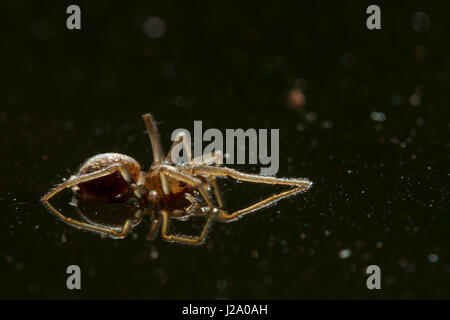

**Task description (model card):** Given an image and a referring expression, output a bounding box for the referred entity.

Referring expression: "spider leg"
[41,164,136,202]
[189,152,224,208]
[188,164,312,222]
[153,164,217,245]
[142,113,165,163]
[190,165,313,188]
[41,164,145,238]
[160,208,216,245]
[209,178,224,208]
[142,113,171,196]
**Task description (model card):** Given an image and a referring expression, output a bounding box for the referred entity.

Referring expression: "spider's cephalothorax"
[41,113,313,245]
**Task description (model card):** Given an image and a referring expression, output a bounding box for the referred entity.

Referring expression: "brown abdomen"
[76,153,141,202]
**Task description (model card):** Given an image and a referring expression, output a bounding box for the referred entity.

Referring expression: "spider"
[41,113,313,245]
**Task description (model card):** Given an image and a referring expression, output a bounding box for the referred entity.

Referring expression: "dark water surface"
[1,1,449,299]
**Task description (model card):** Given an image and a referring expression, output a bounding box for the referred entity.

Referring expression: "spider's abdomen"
[76,153,141,202]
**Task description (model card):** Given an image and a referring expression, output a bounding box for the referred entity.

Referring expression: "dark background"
[1,0,449,299]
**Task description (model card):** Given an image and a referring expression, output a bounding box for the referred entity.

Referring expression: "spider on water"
[41,113,313,245]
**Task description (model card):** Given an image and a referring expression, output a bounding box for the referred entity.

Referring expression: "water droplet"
[216,279,227,290]
[143,17,166,39]
[428,253,439,263]
[409,94,421,106]
[339,249,351,259]
[150,250,159,260]
[370,111,386,122]
[411,12,430,32]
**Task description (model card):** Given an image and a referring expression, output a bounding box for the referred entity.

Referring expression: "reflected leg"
[146,214,162,241]
[215,186,309,222]
[41,165,144,238]
[42,200,135,238]
[160,208,216,245]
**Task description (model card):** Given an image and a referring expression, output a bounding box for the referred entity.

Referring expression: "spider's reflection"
[42,113,312,245]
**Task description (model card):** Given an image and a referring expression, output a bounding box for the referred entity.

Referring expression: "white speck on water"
[391,95,403,106]
[409,94,421,106]
[64,121,74,131]
[416,118,424,126]
[370,111,386,122]
[216,279,227,290]
[150,250,159,260]
[143,17,166,39]
[305,111,317,122]
[411,12,431,32]
[428,253,439,263]
[339,249,352,259]
[320,120,334,129]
